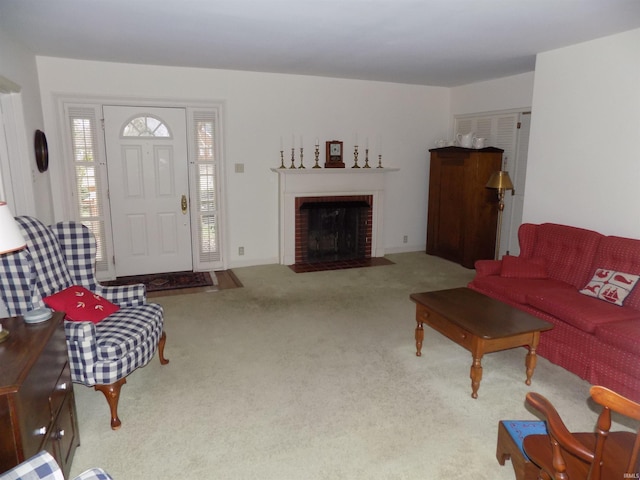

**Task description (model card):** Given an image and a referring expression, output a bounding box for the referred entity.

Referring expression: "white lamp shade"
[0,202,26,253]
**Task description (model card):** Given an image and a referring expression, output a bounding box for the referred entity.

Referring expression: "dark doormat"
[103,271,215,293]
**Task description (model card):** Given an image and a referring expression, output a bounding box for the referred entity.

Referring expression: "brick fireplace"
[272,168,398,265]
[295,195,373,264]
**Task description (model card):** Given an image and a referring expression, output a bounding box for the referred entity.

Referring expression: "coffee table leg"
[470,355,483,399]
[525,332,541,385]
[415,319,424,357]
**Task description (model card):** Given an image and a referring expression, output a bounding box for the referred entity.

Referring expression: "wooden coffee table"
[410,287,553,398]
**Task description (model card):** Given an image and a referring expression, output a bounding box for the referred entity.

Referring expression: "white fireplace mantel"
[271,167,399,265]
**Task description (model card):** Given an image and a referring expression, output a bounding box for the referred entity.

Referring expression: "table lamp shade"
[0,202,26,253]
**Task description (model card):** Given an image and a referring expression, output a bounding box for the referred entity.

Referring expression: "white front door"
[103,106,192,276]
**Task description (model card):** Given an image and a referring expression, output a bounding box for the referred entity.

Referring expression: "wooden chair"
[523,385,640,480]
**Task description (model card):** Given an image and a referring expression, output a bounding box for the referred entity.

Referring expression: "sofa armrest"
[474,259,502,277]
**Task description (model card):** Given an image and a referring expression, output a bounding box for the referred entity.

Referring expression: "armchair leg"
[158,330,169,365]
[95,378,126,430]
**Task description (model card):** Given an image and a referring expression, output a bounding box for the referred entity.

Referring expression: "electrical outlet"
[403,235,408,244]
[235,163,244,173]
[238,246,244,256]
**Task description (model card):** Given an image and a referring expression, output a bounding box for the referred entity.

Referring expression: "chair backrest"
[590,385,640,475]
[49,220,100,290]
[525,386,640,480]
[0,217,73,316]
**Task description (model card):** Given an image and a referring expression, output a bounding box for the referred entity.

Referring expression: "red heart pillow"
[500,255,548,279]
[44,286,119,323]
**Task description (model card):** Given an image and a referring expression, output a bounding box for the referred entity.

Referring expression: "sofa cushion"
[471,276,572,305]
[527,289,640,333]
[500,255,548,279]
[580,268,640,306]
[44,285,119,323]
[591,235,640,311]
[595,319,640,355]
[523,223,603,289]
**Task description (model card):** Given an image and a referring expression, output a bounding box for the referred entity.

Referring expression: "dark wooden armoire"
[426,146,503,268]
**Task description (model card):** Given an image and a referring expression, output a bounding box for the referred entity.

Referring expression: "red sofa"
[468,223,640,402]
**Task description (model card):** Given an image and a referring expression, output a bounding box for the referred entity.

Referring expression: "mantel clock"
[325,140,345,168]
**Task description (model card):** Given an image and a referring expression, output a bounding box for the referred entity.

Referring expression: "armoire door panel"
[427,146,502,268]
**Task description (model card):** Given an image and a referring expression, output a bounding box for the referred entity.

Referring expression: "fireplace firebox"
[295,195,373,265]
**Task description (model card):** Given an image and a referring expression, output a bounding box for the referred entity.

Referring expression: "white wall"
[36,57,450,267]
[0,29,50,220]
[524,28,640,238]
[450,72,534,118]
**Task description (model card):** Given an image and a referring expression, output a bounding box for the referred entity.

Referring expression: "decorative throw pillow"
[580,269,640,306]
[500,255,548,279]
[44,285,119,323]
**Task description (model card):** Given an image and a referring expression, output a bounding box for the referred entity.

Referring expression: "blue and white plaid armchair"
[0,451,113,480]
[0,217,169,430]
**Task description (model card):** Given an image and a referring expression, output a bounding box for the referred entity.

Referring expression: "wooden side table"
[0,312,79,477]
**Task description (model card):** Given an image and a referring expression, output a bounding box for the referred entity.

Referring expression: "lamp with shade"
[485,171,514,260]
[0,202,26,342]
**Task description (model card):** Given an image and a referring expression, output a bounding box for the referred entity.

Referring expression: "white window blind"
[189,109,222,269]
[454,112,518,170]
[64,104,112,275]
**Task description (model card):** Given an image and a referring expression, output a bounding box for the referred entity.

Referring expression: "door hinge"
[101,118,105,130]
[112,255,116,265]
[517,122,522,129]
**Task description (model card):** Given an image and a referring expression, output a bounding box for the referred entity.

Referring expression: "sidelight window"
[190,110,221,266]
[66,106,109,274]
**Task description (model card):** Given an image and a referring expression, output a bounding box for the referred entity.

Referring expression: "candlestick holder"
[289,147,296,169]
[363,148,371,168]
[313,144,321,168]
[352,145,360,168]
[377,154,383,168]
[279,150,286,169]
[298,147,305,169]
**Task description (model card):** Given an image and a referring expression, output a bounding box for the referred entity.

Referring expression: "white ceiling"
[1,0,640,87]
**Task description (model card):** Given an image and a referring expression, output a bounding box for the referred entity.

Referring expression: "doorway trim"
[51,94,228,279]
[0,76,36,216]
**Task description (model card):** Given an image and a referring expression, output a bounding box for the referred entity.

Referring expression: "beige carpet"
[68,252,633,479]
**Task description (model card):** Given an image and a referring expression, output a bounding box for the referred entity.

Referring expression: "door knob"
[181,195,188,214]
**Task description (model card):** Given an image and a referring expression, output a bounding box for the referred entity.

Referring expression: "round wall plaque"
[34,129,49,172]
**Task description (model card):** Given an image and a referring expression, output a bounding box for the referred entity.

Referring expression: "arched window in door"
[122,115,171,138]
